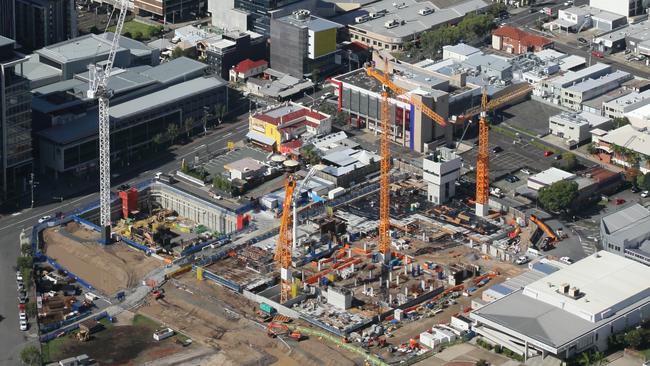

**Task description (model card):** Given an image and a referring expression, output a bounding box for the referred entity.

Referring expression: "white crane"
[87,0,129,242]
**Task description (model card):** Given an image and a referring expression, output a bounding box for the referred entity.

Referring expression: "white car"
[16,271,23,282]
[642,191,650,198]
[19,312,26,321]
[19,320,28,331]
[560,256,574,265]
[515,256,529,265]
[520,168,532,175]
[38,215,52,223]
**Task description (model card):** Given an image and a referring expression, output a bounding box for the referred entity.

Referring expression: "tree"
[166,123,179,145]
[476,360,489,366]
[613,117,630,129]
[637,172,650,191]
[586,143,598,155]
[171,47,184,59]
[538,180,578,213]
[213,104,227,126]
[577,351,592,366]
[123,31,132,39]
[133,31,144,41]
[301,145,320,165]
[624,329,643,349]
[184,117,194,138]
[562,152,578,171]
[90,26,100,34]
[20,345,42,366]
[152,133,164,152]
[624,167,640,185]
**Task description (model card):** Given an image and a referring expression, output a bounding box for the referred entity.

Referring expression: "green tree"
[301,145,320,165]
[488,3,507,18]
[90,26,100,34]
[152,133,164,152]
[586,143,598,155]
[624,329,643,349]
[123,31,132,39]
[20,346,42,366]
[166,123,179,145]
[213,104,227,126]
[538,180,578,213]
[577,352,592,366]
[624,167,640,185]
[613,117,630,129]
[562,152,578,171]
[637,172,650,191]
[16,256,33,271]
[171,47,184,59]
[476,360,489,366]
[184,117,194,138]
[133,31,144,41]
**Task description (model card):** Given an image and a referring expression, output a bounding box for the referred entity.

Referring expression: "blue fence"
[180,236,230,257]
[43,256,96,291]
[193,266,241,292]
[70,215,102,232]
[118,235,153,254]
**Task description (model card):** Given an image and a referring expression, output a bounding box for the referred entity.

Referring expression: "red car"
[591,50,604,58]
[544,150,553,157]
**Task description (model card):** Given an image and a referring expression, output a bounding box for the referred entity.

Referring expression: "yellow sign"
[227,141,235,150]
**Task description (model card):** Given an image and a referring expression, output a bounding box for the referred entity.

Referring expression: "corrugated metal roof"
[140,57,207,84]
[602,203,650,234]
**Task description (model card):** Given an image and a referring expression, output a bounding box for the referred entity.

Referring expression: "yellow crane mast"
[274,175,297,303]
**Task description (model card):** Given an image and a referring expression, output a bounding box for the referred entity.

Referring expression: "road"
[0,114,249,366]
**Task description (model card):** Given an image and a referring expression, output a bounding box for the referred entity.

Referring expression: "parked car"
[631,186,640,193]
[492,146,503,153]
[591,50,604,58]
[577,37,588,45]
[544,150,553,157]
[19,312,26,321]
[16,271,23,282]
[560,256,574,265]
[554,155,562,160]
[520,168,532,175]
[515,256,529,265]
[642,191,650,198]
[19,320,27,331]
[38,215,51,224]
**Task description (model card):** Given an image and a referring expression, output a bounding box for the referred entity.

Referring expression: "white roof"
[528,167,576,187]
[559,55,586,71]
[600,124,650,156]
[522,251,650,322]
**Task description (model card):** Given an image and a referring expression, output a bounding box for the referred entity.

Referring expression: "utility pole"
[29,173,37,208]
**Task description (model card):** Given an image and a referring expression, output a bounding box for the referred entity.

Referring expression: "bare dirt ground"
[43,226,161,295]
[137,273,359,366]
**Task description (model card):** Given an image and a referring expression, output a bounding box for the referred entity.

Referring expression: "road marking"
[0,193,95,233]
[224,132,232,137]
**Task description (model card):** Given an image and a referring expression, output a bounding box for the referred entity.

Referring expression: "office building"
[270,9,341,79]
[590,0,647,18]
[0,0,15,39]
[601,204,650,266]
[134,0,206,23]
[0,36,33,205]
[15,0,77,50]
[548,111,612,145]
[471,251,650,359]
[234,0,306,35]
[423,148,461,204]
[199,31,267,79]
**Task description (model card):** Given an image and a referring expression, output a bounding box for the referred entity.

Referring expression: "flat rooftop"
[566,70,631,93]
[36,33,153,63]
[552,63,611,88]
[522,251,650,322]
[528,167,575,187]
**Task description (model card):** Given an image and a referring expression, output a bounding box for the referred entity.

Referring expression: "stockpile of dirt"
[43,227,160,295]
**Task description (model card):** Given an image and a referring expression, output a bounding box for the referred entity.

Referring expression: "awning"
[246,131,275,146]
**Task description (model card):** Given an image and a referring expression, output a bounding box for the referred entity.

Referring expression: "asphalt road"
[0,115,249,365]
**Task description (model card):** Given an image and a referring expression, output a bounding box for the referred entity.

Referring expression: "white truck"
[153,327,175,341]
[489,187,504,198]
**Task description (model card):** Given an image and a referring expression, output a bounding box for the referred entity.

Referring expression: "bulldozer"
[76,328,90,342]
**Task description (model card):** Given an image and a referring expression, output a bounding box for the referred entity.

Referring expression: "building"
[32,33,159,81]
[200,30,267,79]
[316,148,380,188]
[344,0,490,51]
[471,251,650,359]
[561,70,632,111]
[0,36,33,205]
[548,111,612,145]
[0,0,15,39]
[527,167,576,191]
[134,0,206,23]
[229,59,268,83]
[601,203,650,266]
[246,68,315,100]
[224,157,267,180]
[270,9,341,79]
[248,102,331,152]
[492,26,553,55]
[422,147,461,204]
[553,7,592,32]
[442,43,481,62]
[594,124,650,171]
[233,0,305,36]
[14,0,77,50]
[602,90,650,118]
[590,0,647,18]
[36,60,226,177]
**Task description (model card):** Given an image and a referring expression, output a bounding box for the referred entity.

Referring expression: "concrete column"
[476,202,489,217]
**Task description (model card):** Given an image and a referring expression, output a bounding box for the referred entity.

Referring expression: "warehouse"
[601,204,650,266]
[471,251,650,359]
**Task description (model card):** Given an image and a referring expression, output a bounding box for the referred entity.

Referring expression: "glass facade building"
[233,0,303,35]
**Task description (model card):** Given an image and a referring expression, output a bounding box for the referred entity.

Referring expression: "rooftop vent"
[292,9,311,20]
[384,19,399,29]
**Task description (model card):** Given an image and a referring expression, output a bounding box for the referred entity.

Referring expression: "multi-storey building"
[0,0,16,39]
[0,36,33,205]
[15,0,77,50]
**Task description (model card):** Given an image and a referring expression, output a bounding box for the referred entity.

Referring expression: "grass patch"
[132,314,160,329]
[41,333,76,364]
[108,20,162,41]
[98,318,114,328]
[491,125,517,139]
[639,348,650,361]
[175,332,191,343]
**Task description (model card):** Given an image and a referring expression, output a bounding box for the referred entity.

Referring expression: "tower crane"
[461,84,532,217]
[275,175,297,303]
[292,165,319,251]
[87,0,129,242]
[364,55,447,298]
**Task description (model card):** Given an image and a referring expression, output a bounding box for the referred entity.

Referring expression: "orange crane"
[274,175,297,303]
[460,85,532,216]
[365,55,447,295]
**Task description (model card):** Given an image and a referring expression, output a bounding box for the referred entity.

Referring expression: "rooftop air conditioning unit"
[560,283,570,294]
[385,19,399,29]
